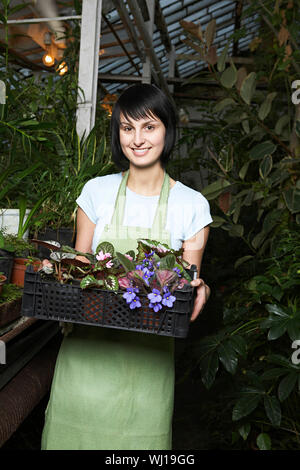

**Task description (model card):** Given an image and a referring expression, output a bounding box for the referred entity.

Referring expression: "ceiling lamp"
[42,31,55,67]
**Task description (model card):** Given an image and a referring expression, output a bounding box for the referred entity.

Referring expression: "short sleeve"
[76,180,97,224]
[183,193,213,240]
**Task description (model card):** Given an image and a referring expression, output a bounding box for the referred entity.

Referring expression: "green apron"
[41,170,175,450]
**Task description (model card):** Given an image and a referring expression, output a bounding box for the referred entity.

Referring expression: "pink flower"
[105,260,113,268]
[96,250,111,261]
[125,254,133,261]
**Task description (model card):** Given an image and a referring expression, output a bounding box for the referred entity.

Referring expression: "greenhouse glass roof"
[0,0,259,95]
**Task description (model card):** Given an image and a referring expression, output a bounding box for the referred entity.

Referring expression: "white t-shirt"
[76,172,212,254]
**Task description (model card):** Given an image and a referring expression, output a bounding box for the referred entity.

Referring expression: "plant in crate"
[25,238,196,337]
[33,238,193,302]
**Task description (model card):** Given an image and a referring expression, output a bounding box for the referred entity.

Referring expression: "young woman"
[41,83,212,450]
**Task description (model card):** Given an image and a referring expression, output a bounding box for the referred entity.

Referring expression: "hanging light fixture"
[42,31,55,67]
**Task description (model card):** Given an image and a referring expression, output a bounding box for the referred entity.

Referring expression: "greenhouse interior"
[0,0,299,452]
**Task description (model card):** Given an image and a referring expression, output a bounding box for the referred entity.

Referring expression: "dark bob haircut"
[110,83,177,170]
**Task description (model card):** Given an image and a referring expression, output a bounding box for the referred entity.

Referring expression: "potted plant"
[22,238,197,338]
[32,128,114,259]
[0,271,7,295]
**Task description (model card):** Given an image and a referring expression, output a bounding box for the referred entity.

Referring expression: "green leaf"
[228,224,244,238]
[95,241,115,257]
[220,63,237,89]
[211,215,227,228]
[238,423,251,441]
[232,393,261,421]
[240,72,257,105]
[256,433,271,450]
[239,161,250,180]
[158,253,176,270]
[278,373,298,402]
[258,92,277,121]
[201,179,231,200]
[229,336,247,358]
[213,97,236,113]
[259,155,273,179]
[217,341,238,374]
[264,395,281,426]
[217,40,230,72]
[234,255,254,269]
[199,350,219,389]
[80,275,103,289]
[115,252,136,272]
[283,187,300,213]
[104,274,119,292]
[249,141,277,160]
[274,114,289,135]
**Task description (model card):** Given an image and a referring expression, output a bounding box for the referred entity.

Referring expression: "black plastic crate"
[21,265,197,338]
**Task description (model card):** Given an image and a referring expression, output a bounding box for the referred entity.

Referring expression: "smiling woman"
[119,115,166,169]
[41,83,212,451]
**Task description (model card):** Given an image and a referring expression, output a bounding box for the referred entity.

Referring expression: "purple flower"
[123,287,139,303]
[149,302,162,312]
[129,297,141,309]
[173,267,181,277]
[147,288,162,303]
[162,291,176,308]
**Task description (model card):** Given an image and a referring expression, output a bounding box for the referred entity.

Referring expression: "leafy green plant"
[179,3,300,449]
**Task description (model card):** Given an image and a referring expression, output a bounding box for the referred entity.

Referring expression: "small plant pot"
[0,249,15,283]
[11,258,41,287]
[0,274,7,295]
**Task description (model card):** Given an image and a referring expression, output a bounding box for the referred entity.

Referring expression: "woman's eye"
[123,126,132,132]
[146,125,154,130]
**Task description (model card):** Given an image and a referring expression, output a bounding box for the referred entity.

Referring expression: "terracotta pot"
[0,274,7,295]
[11,258,41,287]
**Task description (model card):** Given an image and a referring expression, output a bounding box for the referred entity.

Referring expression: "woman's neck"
[124,165,165,197]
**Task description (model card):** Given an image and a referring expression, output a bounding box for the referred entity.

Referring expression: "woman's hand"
[189,278,210,322]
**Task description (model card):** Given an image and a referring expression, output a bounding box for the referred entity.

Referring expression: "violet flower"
[147,288,162,304]
[123,287,139,303]
[162,291,176,308]
[129,297,141,309]
[149,302,162,312]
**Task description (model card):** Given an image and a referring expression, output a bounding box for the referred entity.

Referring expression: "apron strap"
[110,170,170,232]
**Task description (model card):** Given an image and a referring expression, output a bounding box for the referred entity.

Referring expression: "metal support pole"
[142,0,155,84]
[76,0,102,139]
[126,0,174,105]
[168,44,175,93]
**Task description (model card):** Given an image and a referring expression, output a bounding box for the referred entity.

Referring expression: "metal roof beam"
[126,0,174,105]
[111,0,145,62]
[102,13,141,76]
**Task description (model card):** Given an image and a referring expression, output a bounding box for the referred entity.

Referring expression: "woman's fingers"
[190,279,210,322]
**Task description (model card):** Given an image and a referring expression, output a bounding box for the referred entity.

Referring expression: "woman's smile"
[131,147,152,156]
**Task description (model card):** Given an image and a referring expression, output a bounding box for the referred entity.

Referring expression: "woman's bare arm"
[75,207,96,262]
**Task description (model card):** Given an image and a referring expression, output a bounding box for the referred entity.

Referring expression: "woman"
[41,83,212,450]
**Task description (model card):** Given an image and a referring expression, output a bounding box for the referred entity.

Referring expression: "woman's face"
[119,112,166,169]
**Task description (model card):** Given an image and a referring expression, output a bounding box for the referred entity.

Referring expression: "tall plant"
[180,1,300,450]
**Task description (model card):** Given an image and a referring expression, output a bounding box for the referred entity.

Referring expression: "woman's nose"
[133,129,145,147]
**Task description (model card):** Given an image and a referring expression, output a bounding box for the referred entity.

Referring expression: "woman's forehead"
[119,111,161,124]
